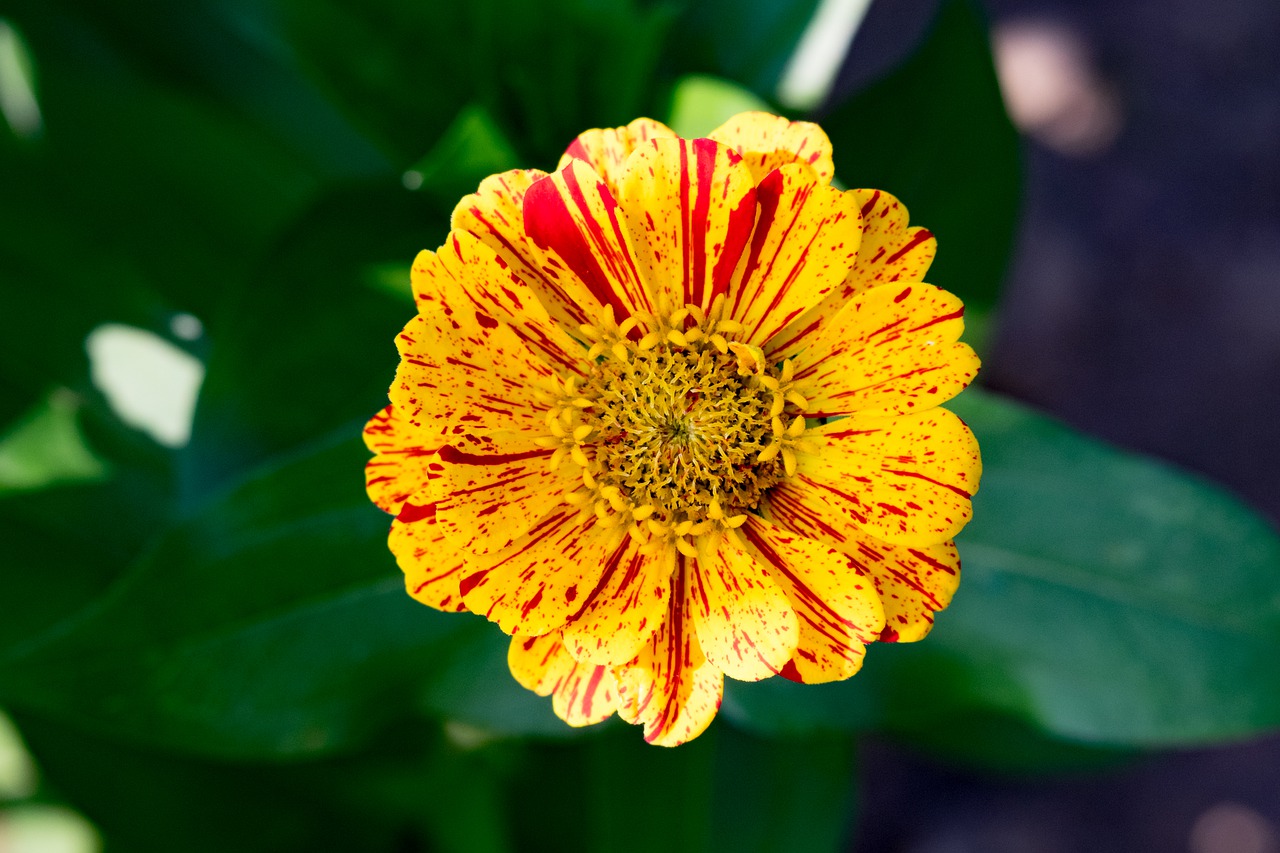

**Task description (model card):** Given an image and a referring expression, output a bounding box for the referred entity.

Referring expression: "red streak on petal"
[397,502,436,523]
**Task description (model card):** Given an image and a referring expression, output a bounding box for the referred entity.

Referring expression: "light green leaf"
[666,75,775,139]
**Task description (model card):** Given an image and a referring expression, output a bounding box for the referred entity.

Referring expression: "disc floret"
[550,298,812,547]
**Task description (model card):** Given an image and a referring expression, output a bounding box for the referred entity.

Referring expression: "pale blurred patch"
[777,0,874,110]
[1190,802,1280,853]
[86,324,205,448]
[0,19,41,140]
[0,806,100,853]
[0,714,35,802]
[993,19,1122,156]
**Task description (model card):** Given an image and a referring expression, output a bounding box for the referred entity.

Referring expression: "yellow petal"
[422,231,589,376]
[460,509,615,636]
[363,404,438,515]
[430,431,569,555]
[790,282,978,417]
[846,189,936,294]
[767,189,937,361]
[707,111,835,185]
[794,410,981,546]
[869,538,961,643]
[390,309,558,437]
[614,559,724,746]
[508,631,618,727]
[523,158,656,328]
[389,501,469,613]
[558,117,679,198]
[450,169,555,311]
[561,540,672,667]
[453,169,623,343]
[760,493,959,643]
[738,517,883,683]
[690,533,798,682]
[617,137,757,314]
[725,164,862,347]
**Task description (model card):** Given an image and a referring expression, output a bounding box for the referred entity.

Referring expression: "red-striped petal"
[690,533,799,682]
[509,631,618,727]
[430,431,569,556]
[523,159,655,327]
[738,516,884,684]
[614,559,724,746]
[558,117,679,198]
[460,509,615,636]
[726,164,862,347]
[389,501,468,613]
[618,137,757,314]
[363,404,439,515]
[789,282,978,418]
[707,111,835,185]
[561,540,672,667]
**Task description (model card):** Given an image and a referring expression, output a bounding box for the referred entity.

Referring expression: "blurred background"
[839,0,1280,850]
[0,0,1276,850]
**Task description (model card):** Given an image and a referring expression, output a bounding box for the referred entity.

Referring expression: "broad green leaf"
[892,711,1137,775]
[727,389,1280,746]
[821,0,1021,311]
[270,0,676,167]
[186,185,444,492]
[0,436,471,757]
[0,391,107,495]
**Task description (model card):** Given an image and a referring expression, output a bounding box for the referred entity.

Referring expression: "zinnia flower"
[365,112,981,746]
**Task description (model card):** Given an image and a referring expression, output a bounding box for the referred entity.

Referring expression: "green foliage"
[0,0,1275,849]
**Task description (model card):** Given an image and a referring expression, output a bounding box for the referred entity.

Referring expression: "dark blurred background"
[835,0,1280,850]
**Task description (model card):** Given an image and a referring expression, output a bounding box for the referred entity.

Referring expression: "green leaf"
[0,391,107,496]
[820,0,1021,311]
[406,104,523,209]
[0,436,471,757]
[666,75,775,140]
[728,389,1280,747]
[667,0,821,97]
[186,184,444,492]
[267,0,677,168]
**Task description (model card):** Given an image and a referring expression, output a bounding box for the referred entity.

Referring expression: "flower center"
[584,345,783,523]
[538,299,814,540]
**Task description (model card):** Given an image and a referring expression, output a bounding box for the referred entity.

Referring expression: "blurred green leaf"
[728,389,1280,746]
[667,0,821,97]
[407,104,523,209]
[666,74,774,139]
[267,0,677,167]
[821,0,1021,311]
[891,711,1138,775]
[0,391,107,495]
[0,436,471,757]
[186,184,442,493]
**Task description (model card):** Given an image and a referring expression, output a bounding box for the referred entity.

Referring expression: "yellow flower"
[365,112,981,746]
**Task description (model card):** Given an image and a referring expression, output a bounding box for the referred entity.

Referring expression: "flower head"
[365,113,981,745]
